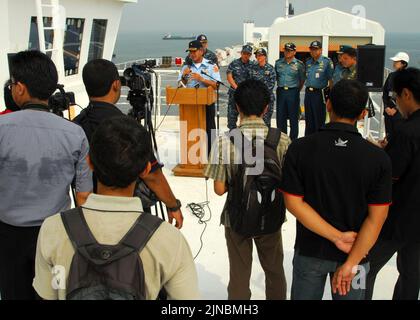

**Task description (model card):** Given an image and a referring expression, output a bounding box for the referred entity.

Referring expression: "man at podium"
[178,40,221,153]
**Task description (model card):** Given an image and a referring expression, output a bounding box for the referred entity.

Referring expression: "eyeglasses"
[6,79,16,91]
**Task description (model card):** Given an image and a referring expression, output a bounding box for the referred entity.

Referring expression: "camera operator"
[0,80,20,115]
[73,59,184,229]
[0,50,93,300]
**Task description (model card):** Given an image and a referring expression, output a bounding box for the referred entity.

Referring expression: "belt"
[279,86,298,91]
[306,87,322,92]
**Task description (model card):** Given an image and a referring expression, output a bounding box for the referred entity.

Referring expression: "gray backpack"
[60,207,163,300]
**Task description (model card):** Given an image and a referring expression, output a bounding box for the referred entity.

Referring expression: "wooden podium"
[166,86,216,177]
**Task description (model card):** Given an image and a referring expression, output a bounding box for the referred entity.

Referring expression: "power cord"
[187,179,212,260]
[156,86,180,131]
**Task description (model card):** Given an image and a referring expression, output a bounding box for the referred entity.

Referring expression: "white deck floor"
[156,117,399,300]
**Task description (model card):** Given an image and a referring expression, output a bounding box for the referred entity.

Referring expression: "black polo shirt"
[281,122,392,262]
[382,109,420,242]
[73,101,162,175]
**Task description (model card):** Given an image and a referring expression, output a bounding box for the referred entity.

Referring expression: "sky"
[119,0,420,33]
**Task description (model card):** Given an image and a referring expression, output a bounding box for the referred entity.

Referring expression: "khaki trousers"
[225,227,287,300]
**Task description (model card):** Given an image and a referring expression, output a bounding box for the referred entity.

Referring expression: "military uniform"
[332,63,344,85]
[185,49,218,66]
[275,46,305,140]
[249,52,276,127]
[304,41,334,136]
[226,46,255,130]
[178,40,222,154]
[341,64,357,80]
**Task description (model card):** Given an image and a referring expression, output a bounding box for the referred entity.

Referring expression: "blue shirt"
[249,62,277,102]
[305,56,334,89]
[0,109,93,227]
[178,58,221,88]
[333,63,345,85]
[275,57,306,88]
[227,58,255,90]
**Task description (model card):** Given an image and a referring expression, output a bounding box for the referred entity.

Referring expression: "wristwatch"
[167,199,182,212]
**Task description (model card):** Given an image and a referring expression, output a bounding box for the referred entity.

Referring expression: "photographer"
[0,80,20,115]
[0,50,93,300]
[74,59,184,229]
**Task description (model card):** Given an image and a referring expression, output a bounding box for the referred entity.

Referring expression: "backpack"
[60,207,163,300]
[227,128,286,238]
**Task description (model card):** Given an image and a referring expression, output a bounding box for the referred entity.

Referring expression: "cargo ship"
[162,33,195,40]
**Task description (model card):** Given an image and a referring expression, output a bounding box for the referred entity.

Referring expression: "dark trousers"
[384,111,403,139]
[227,91,239,130]
[304,90,326,136]
[0,221,40,300]
[225,227,287,300]
[276,87,300,141]
[206,103,216,156]
[365,239,420,300]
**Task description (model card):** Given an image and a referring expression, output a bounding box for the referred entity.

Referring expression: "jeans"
[291,252,369,300]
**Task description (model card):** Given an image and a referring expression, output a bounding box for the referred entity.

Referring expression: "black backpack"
[227,128,286,238]
[60,207,163,300]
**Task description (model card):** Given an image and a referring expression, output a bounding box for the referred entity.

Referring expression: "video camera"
[48,84,75,117]
[120,60,156,121]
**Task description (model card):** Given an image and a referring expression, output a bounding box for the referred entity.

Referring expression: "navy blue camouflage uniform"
[249,62,276,127]
[226,58,255,129]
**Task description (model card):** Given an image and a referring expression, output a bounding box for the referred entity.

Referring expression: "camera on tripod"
[120,60,156,121]
[48,84,75,117]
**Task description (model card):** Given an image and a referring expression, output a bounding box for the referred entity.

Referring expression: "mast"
[285,0,290,19]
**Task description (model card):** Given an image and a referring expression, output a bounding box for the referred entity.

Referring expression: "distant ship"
[162,34,195,40]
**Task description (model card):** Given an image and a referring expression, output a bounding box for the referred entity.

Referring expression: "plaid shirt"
[204,117,291,226]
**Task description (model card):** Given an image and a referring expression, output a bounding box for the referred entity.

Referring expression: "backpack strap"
[120,213,163,253]
[61,207,98,249]
[265,128,282,150]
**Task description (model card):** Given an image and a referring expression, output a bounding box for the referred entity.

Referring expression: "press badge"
[316,73,320,79]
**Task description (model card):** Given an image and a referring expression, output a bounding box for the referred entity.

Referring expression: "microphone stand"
[200,71,229,135]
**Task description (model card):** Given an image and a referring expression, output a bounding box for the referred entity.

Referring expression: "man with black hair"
[281,80,392,300]
[0,50,92,300]
[33,116,199,300]
[366,68,420,300]
[205,79,291,300]
[0,80,21,115]
[340,47,358,81]
[74,59,184,229]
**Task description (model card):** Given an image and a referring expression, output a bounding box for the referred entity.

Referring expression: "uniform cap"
[285,43,297,51]
[254,48,267,56]
[310,41,322,49]
[186,40,203,52]
[197,34,208,43]
[242,44,253,54]
[337,45,352,54]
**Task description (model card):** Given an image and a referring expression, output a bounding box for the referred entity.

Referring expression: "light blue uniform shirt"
[0,109,93,227]
[178,58,221,88]
[275,57,306,88]
[305,56,334,89]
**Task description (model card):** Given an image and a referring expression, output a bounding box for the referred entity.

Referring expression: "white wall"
[257,8,385,65]
[1,0,130,108]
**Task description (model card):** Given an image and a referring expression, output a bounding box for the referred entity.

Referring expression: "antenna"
[285,0,290,19]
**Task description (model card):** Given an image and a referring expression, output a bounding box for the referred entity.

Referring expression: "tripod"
[131,76,167,222]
